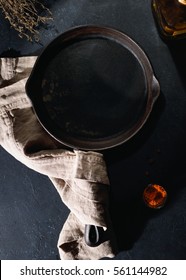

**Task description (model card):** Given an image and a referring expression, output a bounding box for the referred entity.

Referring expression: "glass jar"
[152,0,186,39]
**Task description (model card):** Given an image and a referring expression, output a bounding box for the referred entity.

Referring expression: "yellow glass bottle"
[152,0,186,39]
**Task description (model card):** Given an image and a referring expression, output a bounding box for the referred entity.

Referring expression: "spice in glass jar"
[143,184,167,209]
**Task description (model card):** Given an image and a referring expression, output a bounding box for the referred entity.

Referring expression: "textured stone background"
[0,0,186,259]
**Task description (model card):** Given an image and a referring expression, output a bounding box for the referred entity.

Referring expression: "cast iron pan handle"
[84,224,104,247]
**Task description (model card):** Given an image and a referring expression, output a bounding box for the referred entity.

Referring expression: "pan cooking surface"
[26,26,159,150]
[42,37,146,138]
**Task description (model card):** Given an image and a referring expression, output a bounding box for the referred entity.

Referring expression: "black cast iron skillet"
[25,25,160,247]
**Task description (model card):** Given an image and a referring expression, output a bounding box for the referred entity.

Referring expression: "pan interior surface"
[41,35,147,147]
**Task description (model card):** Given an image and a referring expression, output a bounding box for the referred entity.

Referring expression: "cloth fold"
[0,56,117,259]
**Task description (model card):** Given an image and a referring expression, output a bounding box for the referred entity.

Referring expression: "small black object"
[84,224,104,247]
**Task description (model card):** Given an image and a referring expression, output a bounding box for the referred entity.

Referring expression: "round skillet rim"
[25,24,160,151]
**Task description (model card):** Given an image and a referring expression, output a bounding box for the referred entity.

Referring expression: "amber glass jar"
[152,0,186,39]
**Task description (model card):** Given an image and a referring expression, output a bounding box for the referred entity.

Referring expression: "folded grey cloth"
[0,56,117,259]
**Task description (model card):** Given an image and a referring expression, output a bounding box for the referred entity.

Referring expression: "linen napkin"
[0,56,117,259]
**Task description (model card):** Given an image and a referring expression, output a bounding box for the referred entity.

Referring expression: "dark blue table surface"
[0,0,186,260]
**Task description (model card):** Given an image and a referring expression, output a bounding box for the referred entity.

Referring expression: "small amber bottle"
[152,0,186,39]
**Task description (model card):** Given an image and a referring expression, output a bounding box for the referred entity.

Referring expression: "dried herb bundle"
[0,0,52,41]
